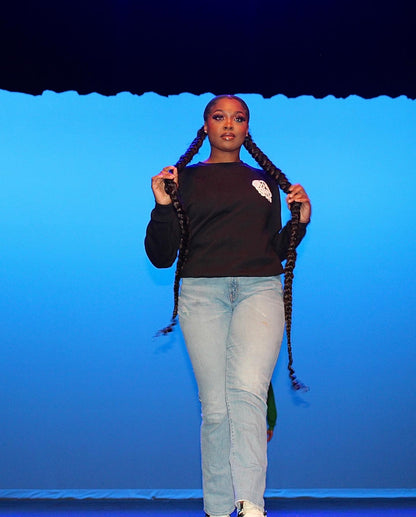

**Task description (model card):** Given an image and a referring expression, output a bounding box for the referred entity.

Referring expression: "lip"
[221,133,235,140]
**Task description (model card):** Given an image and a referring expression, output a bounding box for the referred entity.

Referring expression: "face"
[203,97,249,157]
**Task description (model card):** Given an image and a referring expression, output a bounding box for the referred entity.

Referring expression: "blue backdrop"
[0,90,415,491]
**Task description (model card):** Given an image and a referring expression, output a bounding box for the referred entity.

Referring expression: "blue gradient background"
[0,91,415,490]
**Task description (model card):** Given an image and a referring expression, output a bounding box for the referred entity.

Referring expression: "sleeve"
[267,179,308,262]
[144,203,181,268]
[272,221,308,262]
[266,383,277,431]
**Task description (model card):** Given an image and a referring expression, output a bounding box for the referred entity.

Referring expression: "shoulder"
[240,162,267,177]
[240,162,277,188]
[178,162,203,178]
[184,162,204,171]
[184,163,202,171]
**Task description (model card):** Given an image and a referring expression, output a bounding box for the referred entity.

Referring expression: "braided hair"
[243,134,308,391]
[156,127,206,336]
[158,95,308,391]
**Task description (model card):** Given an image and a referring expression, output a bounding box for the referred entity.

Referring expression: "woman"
[145,95,311,517]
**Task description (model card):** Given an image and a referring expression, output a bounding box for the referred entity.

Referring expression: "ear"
[203,123,208,134]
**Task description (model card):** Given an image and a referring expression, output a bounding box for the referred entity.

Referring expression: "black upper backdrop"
[1,0,415,99]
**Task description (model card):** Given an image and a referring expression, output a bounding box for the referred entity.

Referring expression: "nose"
[224,117,233,129]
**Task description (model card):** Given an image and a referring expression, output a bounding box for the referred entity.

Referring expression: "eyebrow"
[212,109,246,115]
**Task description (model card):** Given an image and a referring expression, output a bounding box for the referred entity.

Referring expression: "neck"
[204,149,241,163]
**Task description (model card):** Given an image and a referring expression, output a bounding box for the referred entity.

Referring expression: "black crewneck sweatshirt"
[145,162,307,277]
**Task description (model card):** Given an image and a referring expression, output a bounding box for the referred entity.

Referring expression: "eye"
[212,114,224,121]
[235,115,246,123]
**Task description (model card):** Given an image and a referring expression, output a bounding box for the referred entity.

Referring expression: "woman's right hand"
[151,165,178,205]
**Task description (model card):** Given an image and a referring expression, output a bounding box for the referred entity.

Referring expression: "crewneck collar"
[198,161,245,166]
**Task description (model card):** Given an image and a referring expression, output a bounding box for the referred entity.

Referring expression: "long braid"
[244,133,308,391]
[156,127,207,336]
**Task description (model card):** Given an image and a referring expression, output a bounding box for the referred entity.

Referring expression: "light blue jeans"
[178,276,285,516]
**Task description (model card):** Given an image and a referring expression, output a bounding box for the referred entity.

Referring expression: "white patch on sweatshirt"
[252,180,272,203]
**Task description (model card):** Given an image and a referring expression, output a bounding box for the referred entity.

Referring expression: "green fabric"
[266,383,277,431]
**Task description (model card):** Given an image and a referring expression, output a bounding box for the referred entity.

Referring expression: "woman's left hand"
[286,184,311,223]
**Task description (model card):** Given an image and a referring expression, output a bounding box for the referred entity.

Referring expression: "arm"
[272,184,311,261]
[144,204,181,268]
[272,221,308,261]
[144,166,181,268]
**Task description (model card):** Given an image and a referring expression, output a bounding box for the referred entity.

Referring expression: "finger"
[289,184,306,195]
[287,185,308,204]
[161,165,177,174]
[288,183,300,192]
[159,166,178,180]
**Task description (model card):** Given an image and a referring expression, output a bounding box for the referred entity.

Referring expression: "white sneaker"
[237,501,266,517]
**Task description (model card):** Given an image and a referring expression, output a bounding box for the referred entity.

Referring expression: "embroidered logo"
[252,180,272,203]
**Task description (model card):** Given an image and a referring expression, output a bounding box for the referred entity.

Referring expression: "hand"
[151,166,178,205]
[267,429,274,443]
[286,184,311,223]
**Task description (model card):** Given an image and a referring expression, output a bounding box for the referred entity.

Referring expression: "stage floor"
[0,498,416,516]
